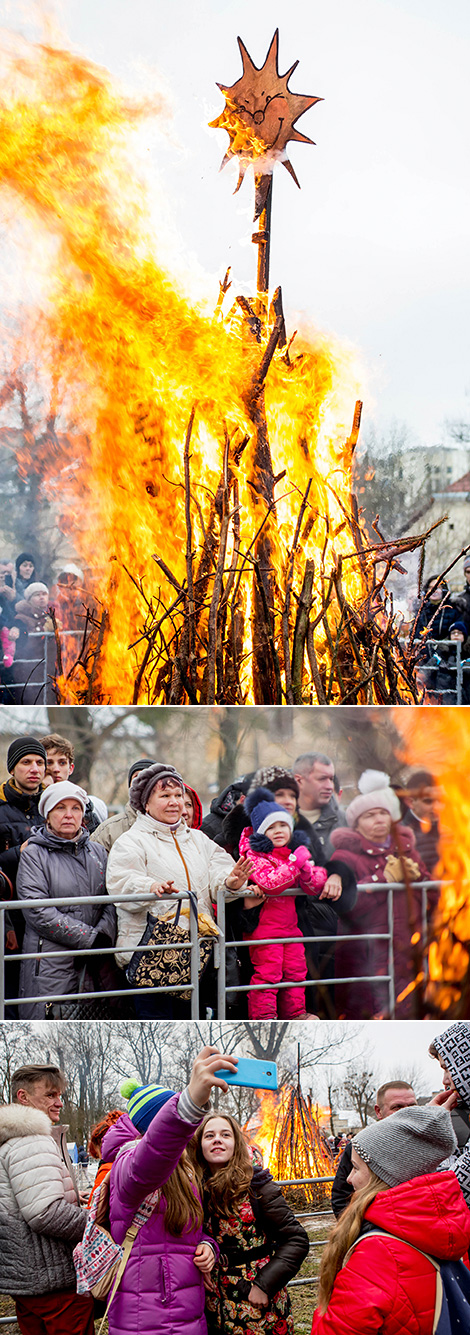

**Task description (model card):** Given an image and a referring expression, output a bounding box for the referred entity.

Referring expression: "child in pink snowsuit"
[240,787,328,1020]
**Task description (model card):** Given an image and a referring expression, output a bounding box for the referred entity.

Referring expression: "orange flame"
[244,1086,334,1202]
[0,33,367,703]
[393,706,470,1013]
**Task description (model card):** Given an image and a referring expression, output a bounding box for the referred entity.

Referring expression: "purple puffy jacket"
[101,1094,216,1335]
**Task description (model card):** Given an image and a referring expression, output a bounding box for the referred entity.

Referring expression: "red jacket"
[312,1170,470,1335]
[239,827,327,896]
[239,827,327,938]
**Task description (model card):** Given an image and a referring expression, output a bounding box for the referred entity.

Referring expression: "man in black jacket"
[0,736,47,1012]
[331,1080,417,1217]
[0,736,47,889]
[451,555,470,634]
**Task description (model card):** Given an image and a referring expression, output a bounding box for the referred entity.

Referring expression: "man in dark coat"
[451,555,470,634]
[0,736,47,1013]
[292,752,347,857]
[331,1080,417,1217]
[0,736,47,890]
[0,742,47,1009]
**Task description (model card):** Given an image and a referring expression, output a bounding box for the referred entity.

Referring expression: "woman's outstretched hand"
[188,1046,238,1106]
[225,857,255,890]
[149,879,176,897]
[248,1284,269,1308]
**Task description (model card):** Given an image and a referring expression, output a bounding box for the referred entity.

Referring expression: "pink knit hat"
[346,770,401,828]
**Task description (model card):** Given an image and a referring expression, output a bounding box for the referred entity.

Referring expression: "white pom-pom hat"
[346,770,401,828]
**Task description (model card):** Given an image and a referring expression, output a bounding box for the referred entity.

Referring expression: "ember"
[245,1082,334,1208]
[0,31,448,704]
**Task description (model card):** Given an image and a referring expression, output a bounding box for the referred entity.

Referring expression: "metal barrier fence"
[216,881,438,1019]
[416,637,468,703]
[2,631,83,705]
[0,882,440,1020]
[0,1174,335,1325]
[0,890,200,1020]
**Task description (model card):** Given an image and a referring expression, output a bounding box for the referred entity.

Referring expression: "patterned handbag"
[125,890,216,1000]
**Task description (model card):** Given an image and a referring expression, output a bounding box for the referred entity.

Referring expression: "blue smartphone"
[215,1057,278,1090]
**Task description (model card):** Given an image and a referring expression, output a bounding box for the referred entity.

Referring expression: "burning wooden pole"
[210,32,321,701]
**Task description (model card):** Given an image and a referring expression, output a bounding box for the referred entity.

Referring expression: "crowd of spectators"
[0,554,91,702]
[0,733,446,1021]
[411,556,470,701]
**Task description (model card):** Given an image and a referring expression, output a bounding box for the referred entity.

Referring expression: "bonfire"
[0,28,455,704]
[244,1079,335,1210]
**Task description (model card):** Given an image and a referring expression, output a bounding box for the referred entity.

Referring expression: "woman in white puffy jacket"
[106,763,253,1019]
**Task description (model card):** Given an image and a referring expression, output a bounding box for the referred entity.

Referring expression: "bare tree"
[46,707,139,787]
[0,1023,35,1102]
[44,1021,121,1141]
[341,1064,377,1127]
[106,1020,175,1086]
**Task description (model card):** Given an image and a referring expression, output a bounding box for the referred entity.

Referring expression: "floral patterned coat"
[204,1166,309,1335]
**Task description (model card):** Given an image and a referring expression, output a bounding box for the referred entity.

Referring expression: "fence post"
[189,894,199,1020]
[217,888,226,1020]
[387,887,395,1017]
[456,640,463,705]
[0,909,4,1020]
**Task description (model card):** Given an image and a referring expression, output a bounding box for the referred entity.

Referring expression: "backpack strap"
[97,1186,161,1335]
[344,1229,443,1335]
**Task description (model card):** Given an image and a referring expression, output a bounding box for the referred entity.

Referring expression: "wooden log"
[183,404,197,680]
[83,611,108,704]
[306,623,327,704]
[291,559,315,703]
[204,433,231,703]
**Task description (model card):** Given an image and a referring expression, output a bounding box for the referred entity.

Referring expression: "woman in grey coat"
[16,781,116,1018]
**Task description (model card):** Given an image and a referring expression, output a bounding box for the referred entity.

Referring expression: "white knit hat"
[39,781,88,819]
[58,563,84,581]
[346,770,401,828]
[23,582,49,601]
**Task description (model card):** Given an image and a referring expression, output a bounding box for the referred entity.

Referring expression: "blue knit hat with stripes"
[120,1078,175,1132]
